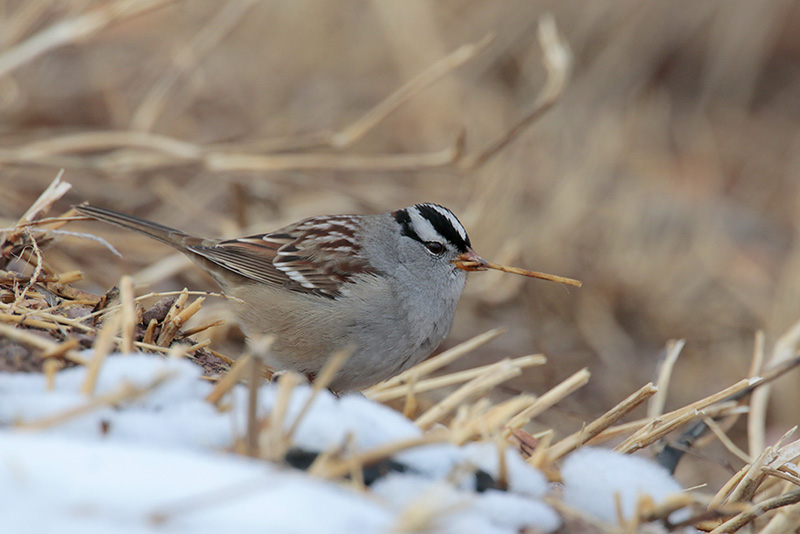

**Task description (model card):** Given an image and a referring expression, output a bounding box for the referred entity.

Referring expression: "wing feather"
[187,215,375,298]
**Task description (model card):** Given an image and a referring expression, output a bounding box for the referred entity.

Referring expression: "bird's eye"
[424,241,445,255]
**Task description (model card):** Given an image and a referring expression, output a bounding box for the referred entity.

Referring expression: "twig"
[330,34,494,148]
[703,416,752,464]
[656,352,800,473]
[11,234,44,310]
[0,322,87,365]
[617,378,755,454]
[260,371,302,461]
[415,359,522,430]
[0,312,60,331]
[505,368,591,432]
[452,394,538,445]
[131,1,258,131]
[245,354,261,458]
[458,15,571,170]
[709,489,800,534]
[543,382,658,463]
[748,330,767,458]
[81,312,122,395]
[205,352,252,405]
[367,354,545,402]
[0,0,172,80]
[0,131,463,173]
[284,346,353,441]
[648,339,684,419]
[119,275,136,353]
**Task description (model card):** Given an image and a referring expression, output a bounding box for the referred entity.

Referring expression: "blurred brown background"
[2,1,799,485]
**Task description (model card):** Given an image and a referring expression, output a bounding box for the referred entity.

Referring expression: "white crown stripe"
[424,203,468,243]
[407,204,468,245]
[407,207,441,243]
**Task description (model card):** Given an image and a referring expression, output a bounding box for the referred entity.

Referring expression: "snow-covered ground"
[0,353,688,533]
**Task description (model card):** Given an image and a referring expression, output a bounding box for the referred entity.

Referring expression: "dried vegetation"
[3,1,800,531]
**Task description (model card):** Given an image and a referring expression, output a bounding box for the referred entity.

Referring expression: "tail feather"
[75,204,196,251]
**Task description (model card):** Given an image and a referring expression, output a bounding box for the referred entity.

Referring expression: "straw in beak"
[452,249,490,272]
[452,250,582,287]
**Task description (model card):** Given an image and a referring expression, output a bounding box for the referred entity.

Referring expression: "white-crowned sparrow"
[76,203,576,391]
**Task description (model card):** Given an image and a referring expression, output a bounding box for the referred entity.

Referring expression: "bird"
[76,202,492,391]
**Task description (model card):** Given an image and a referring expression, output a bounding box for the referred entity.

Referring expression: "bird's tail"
[75,204,199,251]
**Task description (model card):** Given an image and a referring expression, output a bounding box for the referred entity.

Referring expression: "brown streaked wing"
[188,216,376,298]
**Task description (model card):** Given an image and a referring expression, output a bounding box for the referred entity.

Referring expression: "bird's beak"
[452,249,490,271]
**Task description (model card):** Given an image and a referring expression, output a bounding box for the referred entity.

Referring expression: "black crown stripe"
[393,208,423,243]
[414,204,470,252]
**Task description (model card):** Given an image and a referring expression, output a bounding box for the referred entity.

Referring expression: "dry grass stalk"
[703,416,751,463]
[495,432,510,489]
[142,319,158,345]
[75,290,238,324]
[0,1,172,80]
[0,270,82,284]
[260,371,303,462]
[81,312,122,396]
[13,171,70,229]
[43,358,63,391]
[451,394,537,445]
[208,143,464,173]
[42,338,80,360]
[0,29,498,174]
[368,353,545,402]
[583,401,744,448]
[0,322,88,365]
[762,467,800,487]
[10,230,43,309]
[748,330,767,458]
[458,15,571,171]
[401,373,419,419]
[505,368,591,433]
[0,131,464,173]
[615,378,755,454]
[183,339,211,354]
[177,319,225,339]
[749,321,800,463]
[244,355,262,458]
[709,489,800,534]
[131,1,258,132]
[415,359,522,430]
[527,430,555,469]
[543,382,658,464]
[1,2,49,48]
[155,289,189,346]
[285,346,354,439]
[205,352,253,406]
[648,339,684,419]
[366,327,506,393]
[764,434,800,479]
[119,275,136,353]
[329,34,494,149]
[759,497,800,534]
[0,312,60,331]
[717,427,797,505]
[714,458,754,511]
[638,492,696,522]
